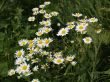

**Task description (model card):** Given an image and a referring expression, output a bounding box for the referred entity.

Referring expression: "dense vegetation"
[0,0,110,82]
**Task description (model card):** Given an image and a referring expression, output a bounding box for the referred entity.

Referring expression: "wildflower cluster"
[8,1,102,82]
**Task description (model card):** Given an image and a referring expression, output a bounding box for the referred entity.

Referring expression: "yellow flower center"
[45,22,49,26]
[38,32,42,36]
[22,65,27,70]
[62,30,66,34]
[86,38,90,42]
[29,43,34,48]
[22,42,26,45]
[17,52,22,57]
[79,26,83,29]
[45,40,49,44]
[57,59,62,63]
[45,29,50,33]
[38,40,43,44]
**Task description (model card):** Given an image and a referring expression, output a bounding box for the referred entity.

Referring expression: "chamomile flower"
[31,79,40,82]
[67,21,74,25]
[44,1,51,5]
[66,55,75,62]
[37,39,45,48]
[44,20,51,26]
[44,38,53,47]
[57,28,69,36]
[43,27,52,33]
[32,8,39,15]
[44,13,52,19]
[95,29,102,34]
[33,11,39,15]
[18,39,28,46]
[28,40,35,49]
[33,66,39,71]
[51,11,59,16]
[28,16,35,21]
[79,19,88,23]
[72,13,82,17]
[71,61,77,66]
[39,9,46,14]
[83,37,92,44]
[39,5,45,8]
[8,69,15,76]
[34,47,42,53]
[75,23,88,33]
[88,17,98,23]
[54,52,63,58]
[53,58,64,65]
[66,24,75,29]
[41,50,50,56]
[19,63,30,74]
[35,31,43,36]
[32,8,39,12]
[15,57,26,65]
[15,49,25,58]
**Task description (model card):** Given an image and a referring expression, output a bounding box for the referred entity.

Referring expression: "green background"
[0,0,110,82]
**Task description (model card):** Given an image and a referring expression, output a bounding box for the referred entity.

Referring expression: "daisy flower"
[31,79,40,82]
[88,17,98,23]
[83,37,92,44]
[15,49,25,58]
[72,13,82,17]
[33,11,39,15]
[44,38,53,47]
[66,55,75,62]
[42,27,52,33]
[35,31,43,36]
[75,23,88,33]
[19,63,30,74]
[44,13,52,19]
[44,1,51,5]
[37,39,45,48]
[95,29,102,34]
[33,66,39,71]
[39,9,46,14]
[39,5,45,8]
[44,20,51,26]
[18,39,28,46]
[57,28,69,36]
[71,61,77,66]
[51,11,59,16]
[66,24,75,29]
[67,21,74,25]
[32,8,39,12]
[28,16,35,21]
[53,58,64,65]
[28,40,35,49]
[54,52,63,58]
[8,69,15,76]
[15,57,26,65]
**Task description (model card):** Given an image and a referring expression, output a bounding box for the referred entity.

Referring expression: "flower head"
[28,16,35,21]
[18,39,28,46]
[31,79,40,82]
[57,28,69,36]
[15,49,25,58]
[8,69,15,76]
[72,13,82,17]
[53,58,64,65]
[83,37,92,44]
[88,17,98,23]
[75,23,88,33]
